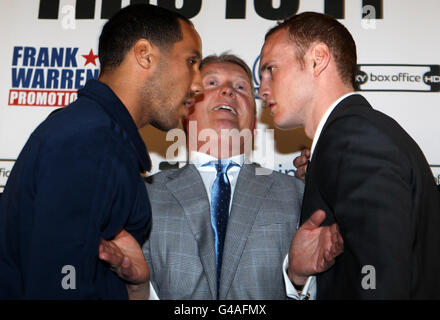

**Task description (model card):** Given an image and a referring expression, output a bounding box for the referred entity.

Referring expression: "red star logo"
[82,49,99,66]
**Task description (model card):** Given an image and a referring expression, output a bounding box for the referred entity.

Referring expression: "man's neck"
[98,71,144,129]
[304,85,353,140]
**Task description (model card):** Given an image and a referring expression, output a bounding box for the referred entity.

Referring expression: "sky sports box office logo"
[0,160,14,193]
[355,64,440,92]
[8,46,99,107]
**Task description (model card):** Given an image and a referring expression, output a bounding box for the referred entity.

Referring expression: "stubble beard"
[143,58,180,132]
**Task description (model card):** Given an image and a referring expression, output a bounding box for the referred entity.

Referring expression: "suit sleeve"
[141,182,160,299]
[23,130,140,298]
[142,231,159,298]
[315,115,413,298]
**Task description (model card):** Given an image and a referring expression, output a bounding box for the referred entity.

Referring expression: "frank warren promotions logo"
[8,46,99,107]
[252,55,440,94]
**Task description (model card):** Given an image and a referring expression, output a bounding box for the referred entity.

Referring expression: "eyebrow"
[202,70,250,82]
[191,50,202,60]
[259,62,269,73]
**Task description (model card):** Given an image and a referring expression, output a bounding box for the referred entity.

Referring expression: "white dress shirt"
[310,92,358,159]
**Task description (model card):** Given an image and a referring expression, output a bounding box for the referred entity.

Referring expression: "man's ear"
[133,39,158,70]
[309,42,330,78]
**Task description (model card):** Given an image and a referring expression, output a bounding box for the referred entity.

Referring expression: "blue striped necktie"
[204,160,238,299]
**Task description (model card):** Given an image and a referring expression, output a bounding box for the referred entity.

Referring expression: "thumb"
[301,209,326,231]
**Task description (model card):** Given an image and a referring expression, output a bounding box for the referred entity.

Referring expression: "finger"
[320,226,335,260]
[331,229,338,247]
[293,155,307,166]
[302,148,311,159]
[327,226,340,257]
[99,240,113,260]
[119,256,134,279]
[326,226,336,256]
[100,241,124,266]
[331,224,344,253]
[330,241,340,258]
[293,160,306,173]
[332,224,342,240]
[296,163,307,172]
[323,250,335,270]
[98,243,107,261]
[304,149,312,160]
[331,239,344,258]
[99,245,115,263]
[333,225,342,243]
[329,223,339,240]
[324,249,332,263]
[316,249,332,272]
[101,240,114,256]
[301,209,326,231]
[295,169,306,180]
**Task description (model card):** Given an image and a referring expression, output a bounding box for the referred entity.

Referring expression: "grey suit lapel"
[165,164,217,299]
[219,163,274,299]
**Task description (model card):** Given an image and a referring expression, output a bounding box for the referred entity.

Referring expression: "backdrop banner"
[1,0,439,192]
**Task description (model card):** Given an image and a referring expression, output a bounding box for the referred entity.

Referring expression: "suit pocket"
[254,210,299,226]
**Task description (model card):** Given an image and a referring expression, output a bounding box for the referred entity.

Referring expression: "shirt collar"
[78,79,151,172]
[310,92,358,159]
[190,151,245,170]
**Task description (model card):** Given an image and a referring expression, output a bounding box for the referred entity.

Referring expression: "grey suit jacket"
[143,163,304,299]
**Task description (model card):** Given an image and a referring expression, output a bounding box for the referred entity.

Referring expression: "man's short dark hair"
[99,4,192,72]
[265,12,357,88]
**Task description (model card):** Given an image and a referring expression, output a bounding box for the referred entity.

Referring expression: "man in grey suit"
[140,54,343,299]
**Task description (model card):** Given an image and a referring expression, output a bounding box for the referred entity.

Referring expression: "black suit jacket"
[301,94,440,299]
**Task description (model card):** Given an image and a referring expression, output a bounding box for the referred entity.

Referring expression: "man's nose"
[257,83,268,100]
[220,84,234,97]
[191,69,203,96]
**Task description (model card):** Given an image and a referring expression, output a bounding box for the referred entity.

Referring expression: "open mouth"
[212,104,238,116]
